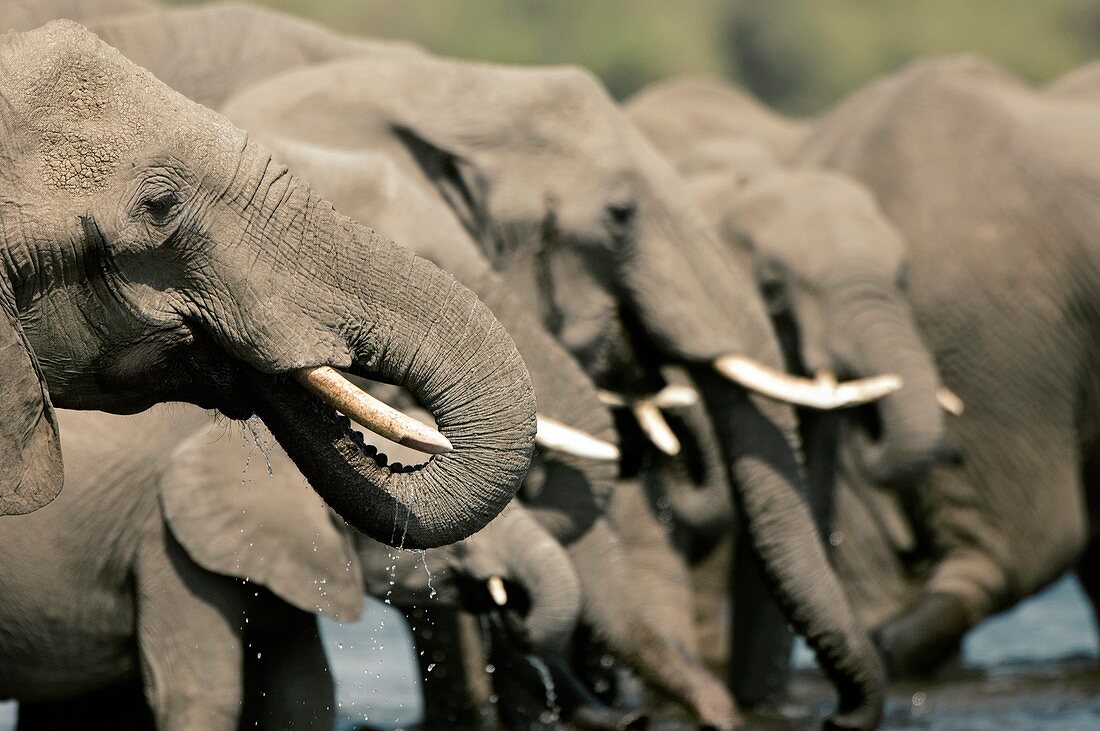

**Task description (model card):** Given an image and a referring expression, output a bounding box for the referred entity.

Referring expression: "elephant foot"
[873,591,970,679]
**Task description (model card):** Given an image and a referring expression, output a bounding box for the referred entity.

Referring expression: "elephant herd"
[0,1,1098,729]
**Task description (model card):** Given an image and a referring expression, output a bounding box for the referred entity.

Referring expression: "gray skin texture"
[628,84,946,702]
[0,408,574,731]
[223,54,886,730]
[627,77,810,163]
[798,55,1100,676]
[0,22,536,549]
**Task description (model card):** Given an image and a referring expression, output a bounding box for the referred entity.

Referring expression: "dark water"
[2,575,1097,729]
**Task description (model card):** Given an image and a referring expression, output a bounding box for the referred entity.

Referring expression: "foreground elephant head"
[225,54,885,728]
[0,21,535,548]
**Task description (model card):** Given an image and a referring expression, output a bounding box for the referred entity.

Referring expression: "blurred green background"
[171,0,1100,114]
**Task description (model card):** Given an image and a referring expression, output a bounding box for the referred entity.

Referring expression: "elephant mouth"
[244,368,432,475]
[179,334,440,493]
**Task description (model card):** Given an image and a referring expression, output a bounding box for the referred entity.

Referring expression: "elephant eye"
[895,262,910,291]
[141,191,182,226]
[606,200,637,230]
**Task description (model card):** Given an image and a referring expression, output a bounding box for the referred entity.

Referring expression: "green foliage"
[170,0,1100,113]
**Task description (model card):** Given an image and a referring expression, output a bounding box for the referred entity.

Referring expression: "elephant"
[626,84,949,705]
[222,52,888,730]
[1,407,579,731]
[797,54,1100,677]
[0,20,536,550]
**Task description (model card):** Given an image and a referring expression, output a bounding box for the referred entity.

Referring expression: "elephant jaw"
[713,354,904,410]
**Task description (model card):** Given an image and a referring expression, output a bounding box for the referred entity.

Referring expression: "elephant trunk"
[493,503,583,653]
[842,298,945,486]
[246,211,536,550]
[661,371,735,536]
[693,369,886,731]
[569,517,741,730]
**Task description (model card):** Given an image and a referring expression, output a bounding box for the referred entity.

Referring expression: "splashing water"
[420,551,437,600]
[528,655,561,724]
[242,416,275,477]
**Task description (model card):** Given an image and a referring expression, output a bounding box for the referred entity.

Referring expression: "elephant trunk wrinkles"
[693,369,885,731]
[842,298,944,486]
[246,204,535,550]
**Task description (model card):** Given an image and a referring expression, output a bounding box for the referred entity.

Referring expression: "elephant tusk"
[487,576,508,606]
[714,355,904,410]
[598,384,699,410]
[294,366,454,454]
[536,416,621,462]
[937,387,965,416]
[597,390,628,408]
[650,384,700,410]
[632,401,681,456]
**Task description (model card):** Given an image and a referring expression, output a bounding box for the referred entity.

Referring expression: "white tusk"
[599,385,698,410]
[633,401,682,456]
[294,366,453,454]
[597,390,628,408]
[714,355,903,410]
[536,416,621,462]
[487,576,508,606]
[650,384,700,410]
[937,387,965,416]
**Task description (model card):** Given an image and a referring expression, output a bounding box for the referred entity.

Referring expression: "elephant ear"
[159,426,364,622]
[0,297,63,515]
[392,123,490,245]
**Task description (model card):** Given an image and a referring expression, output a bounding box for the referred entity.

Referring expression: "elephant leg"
[878,428,1086,677]
[135,522,245,731]
[727,541,794,709]
[240,611,334,730]
[17,680,154,731]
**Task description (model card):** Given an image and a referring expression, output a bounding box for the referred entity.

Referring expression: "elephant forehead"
[3,20,236,192]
